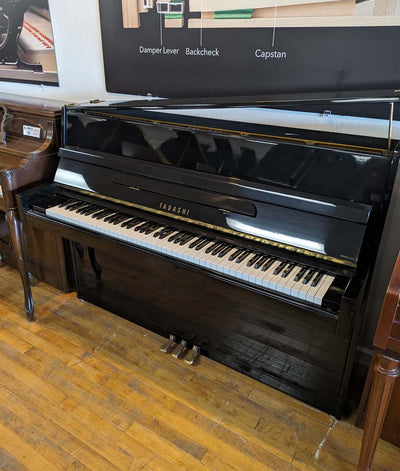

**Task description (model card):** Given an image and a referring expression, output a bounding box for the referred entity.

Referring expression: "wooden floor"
[0,266,399,471]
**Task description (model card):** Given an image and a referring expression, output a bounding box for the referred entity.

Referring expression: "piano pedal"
[185,346,200,365]
[160,334,177,353]
[172,340,188,359]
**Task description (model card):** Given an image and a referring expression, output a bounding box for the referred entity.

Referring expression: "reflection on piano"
[18,100,400,416]
[0,94,70,320]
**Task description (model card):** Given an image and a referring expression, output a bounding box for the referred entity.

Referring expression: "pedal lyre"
[172,340,188,359]
[160,334,177,353]
[185,345,200,365]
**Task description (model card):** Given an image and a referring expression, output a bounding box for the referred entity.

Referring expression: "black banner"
[99,0,400,98]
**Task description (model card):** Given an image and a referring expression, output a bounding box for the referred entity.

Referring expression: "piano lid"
[59,102,398,266]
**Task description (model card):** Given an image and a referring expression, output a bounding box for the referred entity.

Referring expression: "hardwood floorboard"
[0,265,399,470]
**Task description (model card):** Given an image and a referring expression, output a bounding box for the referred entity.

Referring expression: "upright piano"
[0,94,71,320]
[18,98,400,416]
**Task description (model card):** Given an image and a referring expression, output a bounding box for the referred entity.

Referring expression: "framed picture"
[0,0,58,86]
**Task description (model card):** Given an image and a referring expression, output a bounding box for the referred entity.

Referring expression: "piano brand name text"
[139,46,179,55]
[159,202,190,216]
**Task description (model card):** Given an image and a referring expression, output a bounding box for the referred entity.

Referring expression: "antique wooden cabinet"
[0,94,72,320]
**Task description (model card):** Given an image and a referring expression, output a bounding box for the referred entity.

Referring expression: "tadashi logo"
[159,202,190,216]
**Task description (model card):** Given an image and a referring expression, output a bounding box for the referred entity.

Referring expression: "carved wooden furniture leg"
[5,207,34,321]
[357,354,400,471]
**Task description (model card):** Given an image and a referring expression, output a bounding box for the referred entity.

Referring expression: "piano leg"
[6,207,34,321]
[357,354,400,471]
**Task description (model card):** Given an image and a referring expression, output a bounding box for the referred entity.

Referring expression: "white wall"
[0,0,138,103]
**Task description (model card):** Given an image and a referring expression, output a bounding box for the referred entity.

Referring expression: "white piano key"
[313,275,335,306]
[280,266,303,295]
[259,260,282,290]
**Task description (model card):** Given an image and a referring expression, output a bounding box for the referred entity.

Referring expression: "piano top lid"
[65,96,400,154]
[82,88,400,109]
[0,93,65,118]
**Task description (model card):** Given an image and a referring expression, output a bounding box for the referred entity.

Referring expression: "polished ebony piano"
[18,98,400,417]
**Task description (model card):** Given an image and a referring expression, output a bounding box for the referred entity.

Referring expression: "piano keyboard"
[45,200,335,306]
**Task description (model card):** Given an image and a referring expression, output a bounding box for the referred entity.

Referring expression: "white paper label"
[23,125,41,139]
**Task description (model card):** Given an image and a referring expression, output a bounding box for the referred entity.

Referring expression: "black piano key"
[140,222,155,233]
[65,201,85,210]
[70,204,91,213]
[125,218,145,229]
[236,250,251,264]
[159,228,177,239]
[95,209,114,220]
[113,215,131,225]
[77,204,95,214]
[174,232,189,244]
[82,206,103,216]
[196,238,212,250]
[139,222,154,232]
[294,267,307,282]
[254,256,269,269]
[180,234,196,246]
[103,212,121,222]
[91,209,107,219]
[229,248,243,261]
[205,241,220,254]
[58,199,75,208]
[281,264,295,278]
[273,261,287,275]
[144,223,160,234]
[121,217,139,227]
[212,243,227,256]
[247,253,261,267]
[311,272,324,287]
[153,226,171,237]
[145,224,163,234]
[262,258,276,271]
[80,205,100,214]
[218,245,234,258]
[90,209,106,218]
[302,270,315,285]
[108,212,125,222]
[168,231,185,242]
[189,237,205,248]
[135,221,151,232]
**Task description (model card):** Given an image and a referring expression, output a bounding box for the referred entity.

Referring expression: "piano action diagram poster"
[0,0,58,86]
[99,0,400,98]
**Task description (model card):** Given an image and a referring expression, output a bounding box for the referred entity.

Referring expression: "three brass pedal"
[160,334,200,365]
